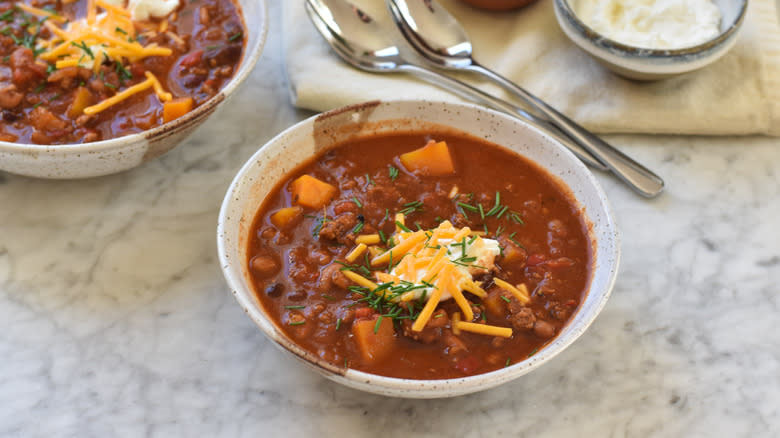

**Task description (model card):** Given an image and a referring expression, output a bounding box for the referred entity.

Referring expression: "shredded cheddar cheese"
[493,278,530,305]
[83,76,154,115]
[355,234,381,245]
[342,270,378,291]
[345,243,367,263]
[454,321,513,338]
[15,3,67,22]
[339,217,531,338]
[34,0,178,116]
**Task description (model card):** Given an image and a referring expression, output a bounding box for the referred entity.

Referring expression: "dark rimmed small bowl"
[554,0,748,80]
[0,0,268,179]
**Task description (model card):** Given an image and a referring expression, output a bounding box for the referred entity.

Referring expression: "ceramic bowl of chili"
[0,0,268,179]
[217,99,620,398]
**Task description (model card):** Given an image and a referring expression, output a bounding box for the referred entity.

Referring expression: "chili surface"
[247,132,593,379]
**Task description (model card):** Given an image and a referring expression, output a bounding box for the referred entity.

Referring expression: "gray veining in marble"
[1,2,779,437]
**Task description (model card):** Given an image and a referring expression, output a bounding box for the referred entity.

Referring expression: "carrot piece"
[162,97,194,123]
[269,206,303,229]
[289,174,337,210]
[67,87,94,118]
[352,316,396,363]
[399,140,455,176]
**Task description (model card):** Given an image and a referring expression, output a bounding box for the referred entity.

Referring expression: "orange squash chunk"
[163,97,194,123]
[352,316,396,363]
[67,87,94,118]
[270,206,303,229]
[290,174,337,209]
[399,140,455,176]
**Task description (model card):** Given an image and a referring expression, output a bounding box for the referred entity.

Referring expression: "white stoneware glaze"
[0,0,268,179]
[554,0,747,80]
[217,99,621,398]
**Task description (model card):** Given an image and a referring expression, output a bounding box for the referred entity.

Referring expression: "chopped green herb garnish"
[322,294,337,301]
[496,205,509,219]
[365,173,375,185]
[228,32,243,42]
[478,203,485,220]
[395,221,411,233]
[205,45,221,50]
[104,82,117,89]
[0,8,16,22]
[373,315,383,333]
[505,358,511,367]
[388,165,399,181]
[378,229,387,244]
[32,83,45,93]
[508,232,524,248]
[528,348,539,357]
[71,40,94,59]
[352,221,364,234]
[31,101,43,109]
[509,212,525,225]
[45,63,56,74]
[284,305,306,309]
[115,27,127,35]
[457,202,478,212]
[335,318,342,330]
[500,295,511,303]
[399,200,424,216]
[352,196,363,208]
[115,62,132,82]
[288,320,306,326]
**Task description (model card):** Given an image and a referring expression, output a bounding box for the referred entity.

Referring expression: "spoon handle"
[468,63,664,197]
[399,64,608,171]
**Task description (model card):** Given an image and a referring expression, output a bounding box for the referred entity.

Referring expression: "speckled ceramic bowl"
[554,0,748,80]
[0,0,267,179]
[217,99,620,398]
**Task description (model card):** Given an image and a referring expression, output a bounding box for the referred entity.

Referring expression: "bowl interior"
[218,100,620,398]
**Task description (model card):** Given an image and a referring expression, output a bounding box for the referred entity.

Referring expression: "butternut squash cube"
[399,140,455,176]
[163,97,194,123]
[270,206,303,229]
[290,174,337,209]
[352,316,396,363]
[67,87,94,118]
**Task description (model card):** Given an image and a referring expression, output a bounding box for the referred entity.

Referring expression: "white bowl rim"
[554,0,748,57]
[0,0,268,153]
[217,99,621,397]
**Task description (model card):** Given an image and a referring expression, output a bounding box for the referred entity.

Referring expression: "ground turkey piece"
[317,212,358,244]
[10,48,46,87]
[401,308,448,344]
[0,84,22,109]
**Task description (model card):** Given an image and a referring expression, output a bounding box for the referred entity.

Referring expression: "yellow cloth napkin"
[284,0,780,136]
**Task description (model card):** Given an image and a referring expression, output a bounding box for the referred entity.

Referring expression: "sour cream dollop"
[574,0,721,50]
[100,0,180,21]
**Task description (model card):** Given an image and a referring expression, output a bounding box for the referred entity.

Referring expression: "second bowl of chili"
[218,99,620,398]
[0,0,268,178]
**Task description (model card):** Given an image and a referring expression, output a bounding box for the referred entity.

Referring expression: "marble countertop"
[2,3,779,437]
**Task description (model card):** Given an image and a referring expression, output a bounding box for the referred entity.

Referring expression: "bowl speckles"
[0,0,267,179]
[217,99,621,398]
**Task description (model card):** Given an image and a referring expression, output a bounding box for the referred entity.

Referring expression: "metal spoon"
[387,0,664,197]
[305,0,607,170]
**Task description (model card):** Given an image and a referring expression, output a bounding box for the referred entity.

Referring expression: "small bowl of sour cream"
[553,0,748,79]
